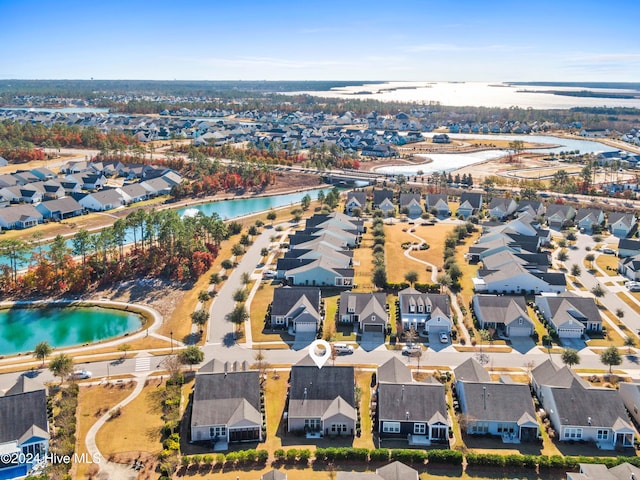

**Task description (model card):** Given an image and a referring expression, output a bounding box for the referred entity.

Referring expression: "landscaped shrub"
[298,449,312,463]
[286,449,298,462]
[466,453,505,467]
[256,450,269,464]
[390,449,426,464]
[369,448,390,462]
[426,449,463,465]
[274,449,285,461]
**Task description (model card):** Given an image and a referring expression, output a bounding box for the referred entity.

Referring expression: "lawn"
[353,223,375,291]
[353,369,374,449]
[527,304,549,346]
[408,223,457,270]
[249,282,292,345]
[595,253,620,276]
[96,378,166,457]
[617,292,640,315]
[454,228,482,313]
[73,383,135,479]
[384,223,431,284]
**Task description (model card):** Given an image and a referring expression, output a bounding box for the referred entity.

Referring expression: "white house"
[397,288,451,334]
[534,293,602,339]
[608,212,636,238]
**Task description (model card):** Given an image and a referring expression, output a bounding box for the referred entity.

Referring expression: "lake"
[0,305,141,355]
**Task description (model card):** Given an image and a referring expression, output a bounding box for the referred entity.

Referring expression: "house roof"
[459,192,482,209]
[377,382,448,425]
[346,191,367,207]
[546,204,574,220]
[4,376,46,397]
[531,359,589,389]
[575,208,603,223]
[621,254,640,272]
[376,461,419,480]
[472,295,533,329]
[454,358,491,383]
[339,292,386,320]
[373,189,394,206]
[38,197,83,214]
[377,357,413,384]
[0,389,49,445]
[288,366,356,419]
[85,188,124,206]
[609,212,636,228]
[535,293,602,328]
[261,470,288,480]
[619,238,640,251]
[191,371,261,429]
[425,194,447,208]
[397,288,450,317]
[399,193,421,207]
[271,287,321,317]
[0,204,43,224]
[461,382,537,425]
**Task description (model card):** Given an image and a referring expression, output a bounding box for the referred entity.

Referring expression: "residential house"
[30,167,56,181]
[190,362,262,448]
[457,192,483,218]
[619,383,640,428]
[42,181,67,200]
[546,204,576,229]
[76,189,125,212]
[338,292,387,333]
[12,171,40,185]
[0,204,43,230]
[336,461,419,480]
[432,133,451,144]
[35,197,84,221]
[488,197,517,220]
[530,359,588,400]
[0,381,49,479]
[261,470,287,480]
[534,293,602,339]
[425,194,450,217]
[516,200,545,218]
[618,254,640,281]
[372,189,395,216]
[617,238,640,258]
[118,183,149,204]
[397,287,451,334]
[454,359,539,443]
[575,208,605,233]
[305,212,365,234]
[472,295,534,337]
[376,359,449,446]
[66,172,107,191]
[376,357,413,385]
[398,193,422,218]
[567,462,640,480]
[270,287,322,334]
[287,363,357,436]
[608,212,637,238]
[282,256,354,288]
[140,176,175,196]
[473,262,566,294]
[289,227,359,249]
[345,191,367,215]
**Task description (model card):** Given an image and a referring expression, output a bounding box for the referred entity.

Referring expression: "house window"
[274,316,284,325]
[426,305,431,313]
[497,423,515,434]
[371,315,376,322]
[409,305,415,313]
[564,428,582,439]
[414,423,426,435]
[335,278,344,286]
[304,419,321,431]
[471,422,488,434]
[382,422,400,433]
[348,306,355,313]
[331,423,348,433]
[597,429,609,440]
[209,426,226,439]
[418,304,424,313]
[518,318,523,325]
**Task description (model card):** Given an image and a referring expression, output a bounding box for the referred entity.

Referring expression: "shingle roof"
[271,287,321,317]
[0,389,49,444]
[454,358,491,383]
[376,461,419,480]
[288,366,355,419]
[461,382,537,425]
[473,295,533,329]
[377,358,412,384]
[377,383,448,425]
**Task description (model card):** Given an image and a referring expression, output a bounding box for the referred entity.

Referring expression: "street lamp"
[170,331,173,354]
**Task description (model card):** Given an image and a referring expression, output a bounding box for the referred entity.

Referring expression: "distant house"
[454,358,539,443]
[287,363,357,436]
[338,292,387,333]
[30,167,56,181]
[190,362,262,448]
[0,380,49,479]
[567,462,640,480]
[575,208,605,232]
[516,200,545,218]
[472,295,534,337]
[488,197,517,220]
[457,192,483,218]
[397,287,451,334]
[0,204,43,230]
[619,254,640,281]
[399,193,422,218]
[473,262,566,294]
[282,257,354,288]
[425,194,450,217]
[376,359,449,446]
[618,238,640,258]
[336,461,419,480]
[35,197,84,221]
[545,204,576,229]
[609,212,637,238]
[432,133,451,144]
[77,189,124,212]
[270,287,322,334]
[118,183,149,204]
[534,293,602,339]
[361,144,396,157]
[345,191,367,215]
[372,189,394,213]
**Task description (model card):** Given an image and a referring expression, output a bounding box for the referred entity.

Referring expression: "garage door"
[557,328,581,339]
[364,324,384,333]
[295,322,317,333]
[508,326,532,337]
[428,326,449,335]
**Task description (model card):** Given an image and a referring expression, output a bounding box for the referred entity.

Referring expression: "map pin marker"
[308,339,331,369]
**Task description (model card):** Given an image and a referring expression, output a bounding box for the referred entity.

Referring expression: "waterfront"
[0,305,141,355]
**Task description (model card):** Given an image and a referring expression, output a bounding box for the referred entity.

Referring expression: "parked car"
[439,332,449,344]
[71,369,92,380]
[626,281,640,292]
[402,344,422,355]
[602,248,616,255]
[333,343,354,355]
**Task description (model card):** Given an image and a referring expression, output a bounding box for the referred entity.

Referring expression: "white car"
[71,369,92,380]
[402,344,422,355]
[333,343,354,355]
[626,282,640,292]
[439,332,449,344]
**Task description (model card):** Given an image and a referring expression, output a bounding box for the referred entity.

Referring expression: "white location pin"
[308,339,331,369]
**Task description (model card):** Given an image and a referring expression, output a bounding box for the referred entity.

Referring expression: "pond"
[0,305,142,355]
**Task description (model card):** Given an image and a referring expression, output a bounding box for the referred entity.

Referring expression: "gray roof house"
[261,470,288,480]
[567,462,640,480]
[376,358,413,384]
[397,288,451,334]
[0,204,43,230]
[287,363,357,436]
[376,360,449,446]
[454,358,539,443]
[336,461,418,480]
[0,384,49,479]
[546,204,576,229]
[76,189,125,212]
[617,238,640,258]
[338,292,387,333]
[472,295,534,337]
[619,254,640,281]
[457,192,483,218]
[35,197,84,220]
[190,366,262,449]
[399,193,422,218]
[516,200,545,217]
[345,191,367,215]
[425,194,450,217]
[608,212,637,238]
[534,293,602,338]
[270,287,322,335]
[473,262,566,295]
[372,189,395,215]
[575,208,605,232]
[488,197,517,220]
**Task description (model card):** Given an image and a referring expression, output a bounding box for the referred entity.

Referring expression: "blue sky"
[0,0,638,81]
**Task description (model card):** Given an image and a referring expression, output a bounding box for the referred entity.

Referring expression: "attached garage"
[294,321,317,333]
[557,327,582,339]
[507,325,533,337]
[363,323,385,333]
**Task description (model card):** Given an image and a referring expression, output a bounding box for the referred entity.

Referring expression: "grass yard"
[384,223,431,284]
[353,223,375,291]
[353,369,375,449]
[248,282,292,345]
[527,304,549,346]
[617,292,640,315]
[410,223,457,270]
[454,229,482,309]
[595,253,620,276]
[96,378,166,457]
[73,383,135,479]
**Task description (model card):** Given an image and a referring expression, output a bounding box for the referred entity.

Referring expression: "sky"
[0,0,639,82]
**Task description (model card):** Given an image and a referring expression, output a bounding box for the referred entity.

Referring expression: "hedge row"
[466,453,640,470]
[283,447,462,465]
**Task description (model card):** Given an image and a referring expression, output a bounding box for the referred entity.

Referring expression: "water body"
[0,305,141,355]
[295,81,640,109]
[375,134,620,176]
